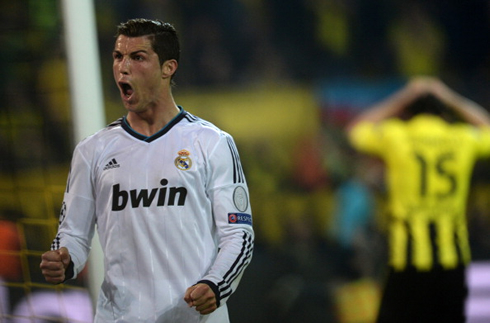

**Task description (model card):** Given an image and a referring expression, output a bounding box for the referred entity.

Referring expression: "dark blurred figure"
[346,77,490,323]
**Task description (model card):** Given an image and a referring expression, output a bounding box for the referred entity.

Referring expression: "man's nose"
[120,57,130,74]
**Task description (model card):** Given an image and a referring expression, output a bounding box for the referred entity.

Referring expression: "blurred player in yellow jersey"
[346,76,490,323]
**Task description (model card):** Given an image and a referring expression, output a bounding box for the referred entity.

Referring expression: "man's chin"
[122,100,137,110]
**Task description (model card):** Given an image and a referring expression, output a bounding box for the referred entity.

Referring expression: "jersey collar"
[121,106,186,142]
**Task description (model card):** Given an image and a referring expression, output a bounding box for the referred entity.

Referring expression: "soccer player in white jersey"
[40,18,254,322]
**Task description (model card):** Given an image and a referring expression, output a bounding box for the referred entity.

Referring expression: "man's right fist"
[40,247,71,284]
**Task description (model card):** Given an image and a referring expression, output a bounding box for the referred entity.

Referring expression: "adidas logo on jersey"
[103,158,120,170]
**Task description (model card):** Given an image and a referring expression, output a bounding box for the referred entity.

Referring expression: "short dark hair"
[115,18,180,66]
[404,94,459,122]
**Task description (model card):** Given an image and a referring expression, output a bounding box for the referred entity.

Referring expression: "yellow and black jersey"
[349,114,490,271]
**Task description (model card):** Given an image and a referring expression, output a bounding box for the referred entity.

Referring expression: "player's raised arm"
[426,78,490,126]
[347,76,490,132]
[345,77,430,132]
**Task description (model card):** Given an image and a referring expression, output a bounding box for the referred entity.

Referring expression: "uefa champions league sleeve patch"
[233,186,248,212]
[228,213,252,225]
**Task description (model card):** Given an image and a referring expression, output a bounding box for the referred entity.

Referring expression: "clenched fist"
[184,283,218,315]
[39,247,71,284]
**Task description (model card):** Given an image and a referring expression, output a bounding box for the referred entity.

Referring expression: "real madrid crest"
[175,149,192,170]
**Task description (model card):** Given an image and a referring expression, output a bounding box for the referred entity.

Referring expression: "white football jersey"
[51,108,254,323]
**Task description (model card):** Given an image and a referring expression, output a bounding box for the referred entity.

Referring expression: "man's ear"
[162,59,178,79]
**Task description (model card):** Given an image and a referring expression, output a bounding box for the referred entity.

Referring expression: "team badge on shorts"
[174,149,192,170]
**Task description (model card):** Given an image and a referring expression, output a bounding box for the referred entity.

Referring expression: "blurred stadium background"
[2,1,490,322]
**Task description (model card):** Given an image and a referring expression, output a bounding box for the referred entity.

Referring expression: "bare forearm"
[429,80,490,126]
[346,80,424,131]
[347,76,490,131]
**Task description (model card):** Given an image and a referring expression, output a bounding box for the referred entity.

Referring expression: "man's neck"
[126,104,180,137]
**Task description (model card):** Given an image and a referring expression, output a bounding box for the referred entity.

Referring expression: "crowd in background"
[94,0,490,88]
[3,0,490,166]
[2,1,490,322]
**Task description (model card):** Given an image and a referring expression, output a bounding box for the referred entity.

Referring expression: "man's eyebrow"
[112,49,149,55]
[130,50,149,55]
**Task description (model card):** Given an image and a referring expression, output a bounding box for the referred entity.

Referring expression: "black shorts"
[376,266,468,323]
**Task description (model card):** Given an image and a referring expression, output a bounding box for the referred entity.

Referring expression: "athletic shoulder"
[181,110,232,140]
[73,117,124,152]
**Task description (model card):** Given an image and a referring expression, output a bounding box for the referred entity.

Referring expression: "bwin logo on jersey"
[175,149,192,171]
[112,179,188,211]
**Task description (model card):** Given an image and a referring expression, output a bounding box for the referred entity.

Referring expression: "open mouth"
[119,82,134,98]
